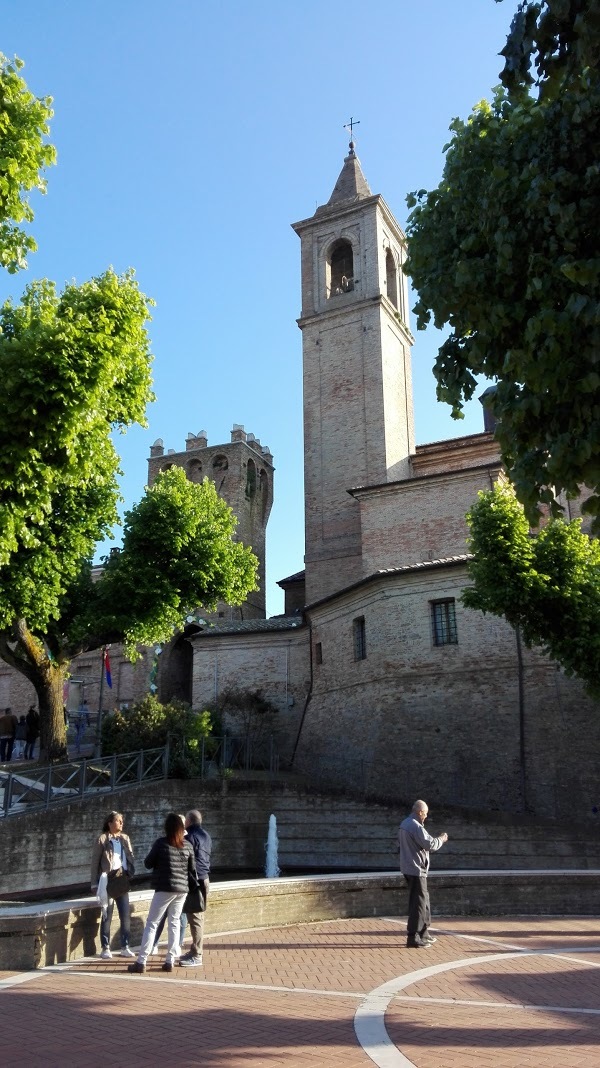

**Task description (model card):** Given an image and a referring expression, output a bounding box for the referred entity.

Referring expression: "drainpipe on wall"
[515,624,527,813]
[290,617,313,767]
[213,656,218,704]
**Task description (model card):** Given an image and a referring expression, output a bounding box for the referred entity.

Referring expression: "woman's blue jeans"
[101,893,131,948]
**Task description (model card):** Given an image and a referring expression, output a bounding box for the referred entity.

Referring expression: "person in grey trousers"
[398,799,448,949]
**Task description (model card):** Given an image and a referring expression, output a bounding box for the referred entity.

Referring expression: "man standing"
[398,799,448,949]
[179,809,211,968]
[0,707,18,763]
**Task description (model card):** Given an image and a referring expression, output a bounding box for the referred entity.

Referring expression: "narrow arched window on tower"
[327,239,354,298]
[245,458,257,499]
[385,248,398,309]
[212,454,228,493]
[186,459,203,483]
[260,468,269,518]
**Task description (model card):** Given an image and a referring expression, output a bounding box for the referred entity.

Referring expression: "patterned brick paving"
[1,916,600,1066]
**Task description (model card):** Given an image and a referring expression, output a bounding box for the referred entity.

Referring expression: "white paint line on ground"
[421,925,600,962]
[354,950,534,1068]
[393,994,600,1016]
[55,968,366,999]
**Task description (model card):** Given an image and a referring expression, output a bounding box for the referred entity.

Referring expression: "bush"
[101,695,214,779]
[208,687,277,750]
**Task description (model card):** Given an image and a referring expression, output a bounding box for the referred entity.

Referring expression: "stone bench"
[1,869,598,970]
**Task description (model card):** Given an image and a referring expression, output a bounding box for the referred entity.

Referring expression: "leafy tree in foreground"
[0,52,56,272]
[463,483,600,696]
[0,273,259,759]
[404,1,600,527]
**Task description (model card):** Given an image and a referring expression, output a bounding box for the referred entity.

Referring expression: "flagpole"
[94,646,106,758]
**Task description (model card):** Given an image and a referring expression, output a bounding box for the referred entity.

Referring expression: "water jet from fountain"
[265,813,281,878]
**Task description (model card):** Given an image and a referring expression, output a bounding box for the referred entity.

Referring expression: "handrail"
[0,745,168,818]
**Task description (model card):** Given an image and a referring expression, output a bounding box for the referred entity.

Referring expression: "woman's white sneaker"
[100,948,112,960]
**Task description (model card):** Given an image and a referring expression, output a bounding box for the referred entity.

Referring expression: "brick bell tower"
[292,139,415,604]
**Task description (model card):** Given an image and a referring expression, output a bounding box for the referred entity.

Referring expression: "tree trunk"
[0,621,69,762]
[35,663,69,762]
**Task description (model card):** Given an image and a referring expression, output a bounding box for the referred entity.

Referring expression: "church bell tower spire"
[292,142,415,604]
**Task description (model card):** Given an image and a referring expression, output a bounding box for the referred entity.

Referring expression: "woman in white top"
[91,811,136,959]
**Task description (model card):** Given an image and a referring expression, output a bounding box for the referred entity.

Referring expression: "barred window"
[353,616,367,661]
[431,599,458,646]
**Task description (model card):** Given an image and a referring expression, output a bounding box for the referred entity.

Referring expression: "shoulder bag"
[107,867,130,899]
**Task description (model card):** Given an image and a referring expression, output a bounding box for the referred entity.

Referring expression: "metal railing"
[199,734,280,776]
[0,745,168,818]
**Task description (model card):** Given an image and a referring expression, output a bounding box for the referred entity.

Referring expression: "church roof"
[305,555,474,612]
[189,616,305,638]
[317,142,372,213]
[277,569,305,587]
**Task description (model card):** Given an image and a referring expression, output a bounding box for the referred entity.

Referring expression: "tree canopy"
[0,56,258,759]
[0,53,56,273]
[0,280,259,758]
[463,483,600,696]
[404,1,600,527]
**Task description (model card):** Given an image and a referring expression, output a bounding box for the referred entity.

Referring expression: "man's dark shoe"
[127,961,145,974]
[161,961,173,972]
[406,938,430,949]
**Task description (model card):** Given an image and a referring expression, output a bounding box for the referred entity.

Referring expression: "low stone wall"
[1,870,598,970]
[3,777,600,898]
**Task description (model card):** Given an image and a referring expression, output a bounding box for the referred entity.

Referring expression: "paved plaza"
[1,915,599,1066]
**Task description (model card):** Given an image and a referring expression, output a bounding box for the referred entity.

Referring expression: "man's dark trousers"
[404,875,431,940]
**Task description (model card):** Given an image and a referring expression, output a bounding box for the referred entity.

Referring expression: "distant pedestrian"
[91,811,136,960]
[398,799,448,949]
[128,813,198,975]
[14,716,27,760]
[75,702,89,754]
[24,705,40,760]
[0,707,18,763]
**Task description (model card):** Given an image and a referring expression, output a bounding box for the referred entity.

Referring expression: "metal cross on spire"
[343,116,360,153]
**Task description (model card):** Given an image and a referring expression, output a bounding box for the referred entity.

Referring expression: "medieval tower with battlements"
[147,425,274,621]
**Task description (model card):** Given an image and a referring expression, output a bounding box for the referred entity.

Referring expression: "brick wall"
[190,627,310,760]
[299,563,600,819]
[355,465,502,574]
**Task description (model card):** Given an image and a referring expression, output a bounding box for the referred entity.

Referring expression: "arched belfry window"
[186,459,203,483]
[385,248,398,309]
[326,239,354,298]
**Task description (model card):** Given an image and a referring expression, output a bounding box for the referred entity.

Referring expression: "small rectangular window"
[315,641,323,665]
[353,616,367,661]
[431,599,458,646]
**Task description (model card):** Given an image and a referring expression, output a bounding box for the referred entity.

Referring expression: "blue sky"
[3,1,512,615]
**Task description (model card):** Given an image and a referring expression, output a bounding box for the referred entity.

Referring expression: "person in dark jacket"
[179,809,212,968]
[24,705,40,760]
[128,812,198,975]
